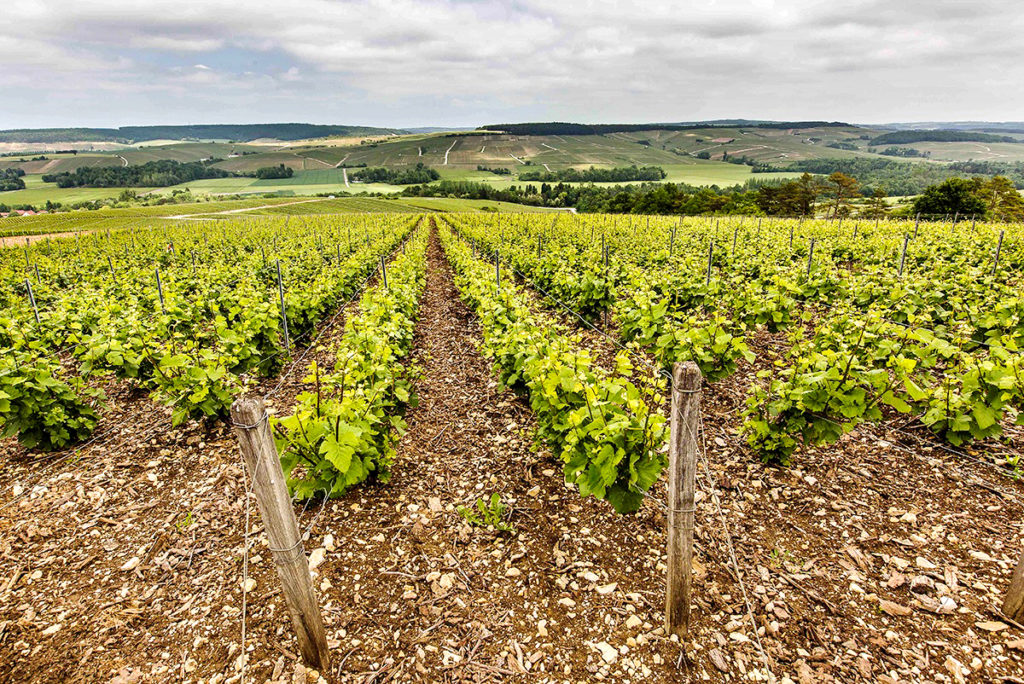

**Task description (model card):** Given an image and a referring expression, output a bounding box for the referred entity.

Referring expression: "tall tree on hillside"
[912,177,988,218]
[824,172,860,218]
[754,172,822,216]
[979,175,1024,222]
[793,172,822,216]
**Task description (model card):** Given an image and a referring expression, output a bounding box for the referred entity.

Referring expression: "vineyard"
[0,212,1022,683]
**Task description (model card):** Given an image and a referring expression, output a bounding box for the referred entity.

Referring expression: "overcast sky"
[3,0,1022,130]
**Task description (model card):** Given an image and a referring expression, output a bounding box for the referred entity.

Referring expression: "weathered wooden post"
[155,268,165,312]
[993,230,1005,275]
[24,279,40,325]
[276,259,291,354]
[898,235,910,278]
[705,240,713,285]
[231,397,330,672]
[1004,549,1024,622]
[665,361,702,637]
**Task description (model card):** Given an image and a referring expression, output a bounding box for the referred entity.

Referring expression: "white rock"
[308,547,326,572]
[594,642,618,664]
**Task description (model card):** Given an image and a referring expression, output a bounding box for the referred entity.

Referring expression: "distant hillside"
[869,130,1019,145]
[0,123,402,144]
[874,121,1024,133]
[481,121,852,136]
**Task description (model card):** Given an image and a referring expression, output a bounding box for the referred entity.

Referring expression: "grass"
[0,195,558,237]
[0,197,326,236]
[0,175,156,205]
[212,196,560,216]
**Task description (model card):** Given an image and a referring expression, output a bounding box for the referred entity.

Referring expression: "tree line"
[254,164,294,180]
[869,130,1019,145]
[518,165,666,183]
[397,170,1024,221]
[351,163,440,185]
[41,160,231,188]
[753,157,1024,196]
[0,168,26,192]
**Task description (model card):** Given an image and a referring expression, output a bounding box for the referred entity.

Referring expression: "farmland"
[0,208,1022,682]
[8,121,1024,212]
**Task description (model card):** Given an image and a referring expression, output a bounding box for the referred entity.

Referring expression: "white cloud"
[2,0,1023,127]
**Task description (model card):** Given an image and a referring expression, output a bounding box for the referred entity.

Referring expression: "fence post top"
[231,395,265,421]
[672,361,702,390]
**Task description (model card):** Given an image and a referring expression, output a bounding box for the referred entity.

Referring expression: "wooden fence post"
[231,397,330,673]
[666,361,702,637]
[1004,548,1024,622]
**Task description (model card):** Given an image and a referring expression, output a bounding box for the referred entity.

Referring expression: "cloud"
[1,0,1022,127]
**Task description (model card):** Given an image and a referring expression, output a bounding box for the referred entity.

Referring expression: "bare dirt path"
[300,224,681,682]
[0,231,84,248]
[161,197,334,219]
[443,140,457,165]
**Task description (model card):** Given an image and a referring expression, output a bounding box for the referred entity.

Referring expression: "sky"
[2,0,1023,130]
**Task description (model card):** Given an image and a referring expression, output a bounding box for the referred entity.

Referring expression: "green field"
[4,124,1023,211]
[0,175,157,205]
[0,195,560,238]
[196,196,560,216]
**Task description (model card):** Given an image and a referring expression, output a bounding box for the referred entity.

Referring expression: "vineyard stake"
[788,225,794,250]
[898,235,910,277]
[993,230,1005,275]
[913,214,920,239]
[24,279,40,325]
[495,249,500,290]
[276,259,291,355]
[34,263,41,284]
[705,240,713,286]
[155,268,165,312]
[807,238,815,275]
[230,398,331,672]
[380,255,388,289]
[1004,549,1024,622]
[666,361,701,637]
[107,255,116,282]
[732,227,738,257]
